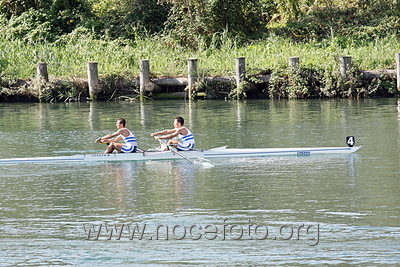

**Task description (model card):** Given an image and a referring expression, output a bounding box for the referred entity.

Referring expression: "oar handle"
[95,139,110,145]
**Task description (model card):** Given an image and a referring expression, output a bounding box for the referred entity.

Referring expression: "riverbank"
[1,71,397,102]
[1,63,398,101]
[1,36,399,101]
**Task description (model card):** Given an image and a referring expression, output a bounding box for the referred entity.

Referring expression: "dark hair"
[175,116,184,125]
[118,118,126,127]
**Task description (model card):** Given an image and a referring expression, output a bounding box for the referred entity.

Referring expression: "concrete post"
[37,62,49,82]
[289,57,300,71]
[395,53,400,92]
[87,62,99,100]
[236,57,246,88]
[340,56,352,80]
[187,58,198,99]
[139,59,150,97]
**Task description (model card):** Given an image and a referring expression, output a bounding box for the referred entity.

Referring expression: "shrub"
[0,9,57,43]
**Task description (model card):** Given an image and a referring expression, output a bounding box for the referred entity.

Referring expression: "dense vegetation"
[1,0,400,101]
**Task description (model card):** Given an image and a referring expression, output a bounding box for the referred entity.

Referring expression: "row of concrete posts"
[36,54,400,100]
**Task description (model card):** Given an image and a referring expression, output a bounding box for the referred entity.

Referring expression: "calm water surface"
[0,99,399,266]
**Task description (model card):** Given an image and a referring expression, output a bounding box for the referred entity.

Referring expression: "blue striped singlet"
[177,127,195,151]
[121,129,137,153]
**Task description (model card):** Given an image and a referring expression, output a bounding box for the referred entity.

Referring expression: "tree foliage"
[89,0,170,39]
[0,0,92,42]
[160,0,272,47]
[0,0,400,46]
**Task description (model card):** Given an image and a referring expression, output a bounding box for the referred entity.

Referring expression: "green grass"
[1,35,400,81]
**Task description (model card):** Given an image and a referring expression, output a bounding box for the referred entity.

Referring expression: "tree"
[161,0,271,47]
[90,0,170,39]
[0,0,92,42]
[0,0,49,18]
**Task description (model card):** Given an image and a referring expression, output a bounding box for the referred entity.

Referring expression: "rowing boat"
[0,145,361,164]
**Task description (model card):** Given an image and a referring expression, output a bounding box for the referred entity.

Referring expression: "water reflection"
[88,101,96,130]
[90,161,197,214]
[140,99,146,127]
[142,161,196,211]
[187,100,193,129]
[236,99,244,126]
[95,163,138,211]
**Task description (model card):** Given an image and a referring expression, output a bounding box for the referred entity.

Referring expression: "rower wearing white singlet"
[150,116,195,151]
[96,118,138,154]
[121,130,138,153]
[177,127,195,151]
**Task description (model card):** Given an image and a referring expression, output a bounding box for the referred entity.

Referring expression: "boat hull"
[83,150,205,161]
[0,155,85,164]
[0,146,361,163]
[204,146,361,158]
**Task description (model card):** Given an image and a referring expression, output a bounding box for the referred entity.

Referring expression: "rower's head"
[117,118,126,128]
[174,116,184,127]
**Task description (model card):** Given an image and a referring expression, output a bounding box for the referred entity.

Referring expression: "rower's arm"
[151,129,175,136]
[152,129,179,139]
[99,129,123,142]
[111,135,123,142]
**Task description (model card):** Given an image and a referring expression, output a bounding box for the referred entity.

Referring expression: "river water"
[0,99,399,266]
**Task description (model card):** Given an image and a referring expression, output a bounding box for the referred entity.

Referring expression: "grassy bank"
[1,34,400,100]
[2,35,400,78]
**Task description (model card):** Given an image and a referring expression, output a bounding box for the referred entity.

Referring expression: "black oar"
[156,137,196,164]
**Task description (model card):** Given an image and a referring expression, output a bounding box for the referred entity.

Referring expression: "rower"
[151,116,195,151]
[96,118,138,154]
